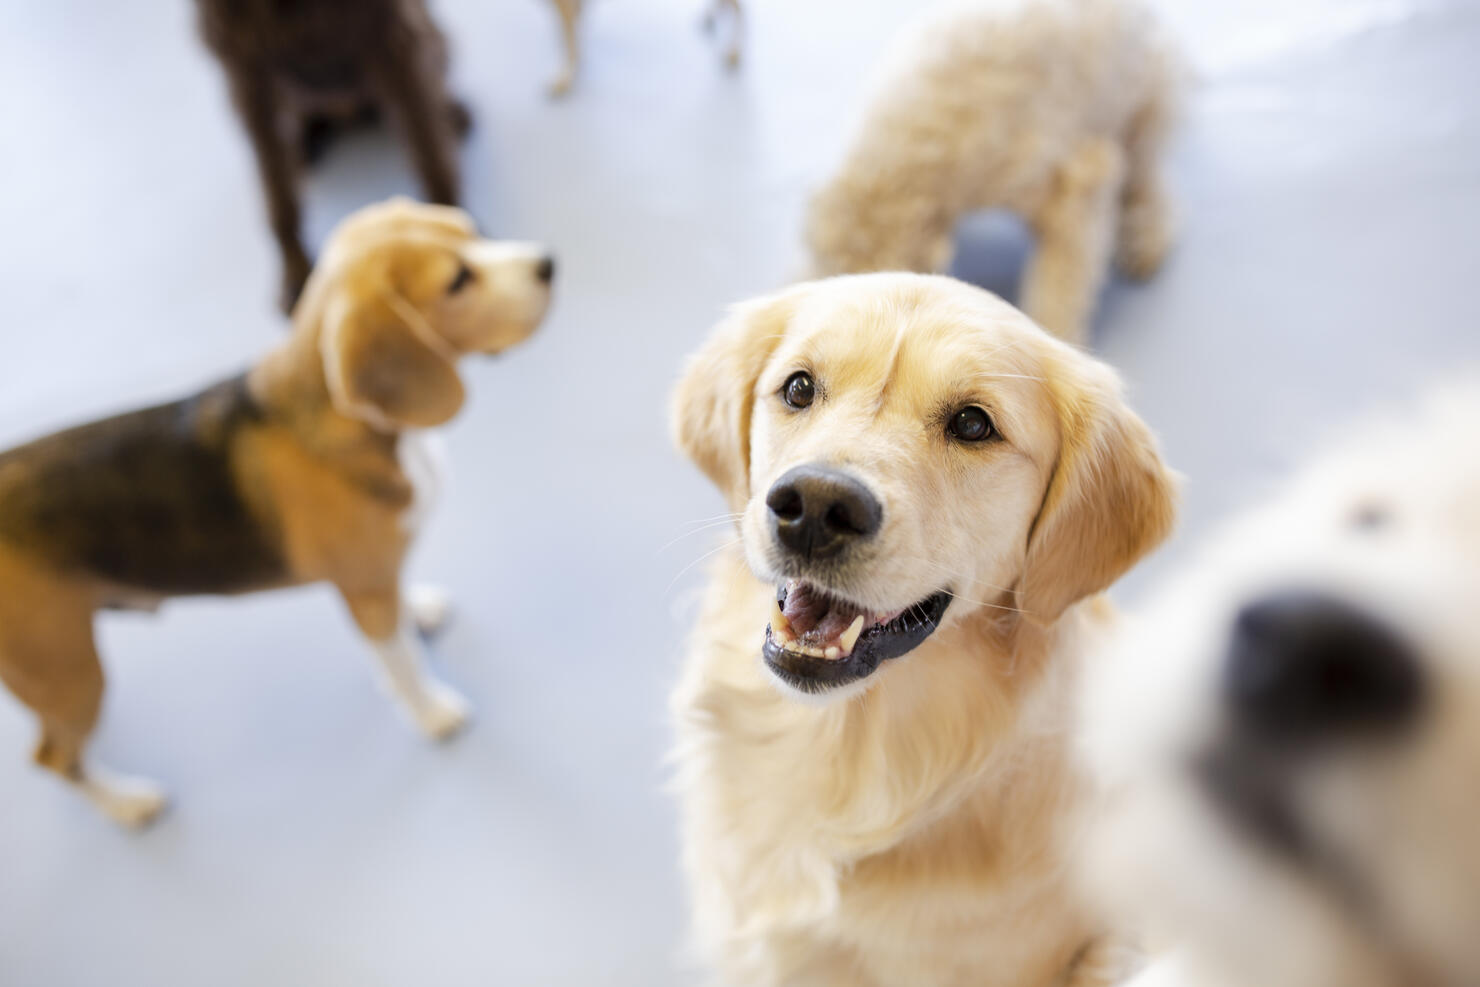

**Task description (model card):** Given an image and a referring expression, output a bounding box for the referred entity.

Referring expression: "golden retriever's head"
[303,197,555,429]
[1079,386,1480,987]
[672,273,1176,699]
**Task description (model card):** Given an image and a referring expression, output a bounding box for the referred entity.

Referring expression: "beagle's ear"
[1018,354,1178,622]
[670,289,798,510]
[320,293,465,429]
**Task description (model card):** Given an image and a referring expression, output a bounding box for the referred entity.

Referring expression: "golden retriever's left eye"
[447,263,475,295]
[947,406,995,443]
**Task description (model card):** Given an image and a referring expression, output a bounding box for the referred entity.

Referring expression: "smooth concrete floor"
[0,0,1477,984]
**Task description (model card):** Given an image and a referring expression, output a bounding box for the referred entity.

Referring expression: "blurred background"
[0,0,1476,983]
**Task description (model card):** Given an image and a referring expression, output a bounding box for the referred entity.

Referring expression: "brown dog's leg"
[228,63,312,313]
[339,586,469,740]
[372,53,461,206]
[0,567,165,827]
[1019,138,1126,345]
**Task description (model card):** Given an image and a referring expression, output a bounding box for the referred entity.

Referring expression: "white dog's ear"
[671,289,797,509]
[320,293,465,429]
[1018,355,1178,622]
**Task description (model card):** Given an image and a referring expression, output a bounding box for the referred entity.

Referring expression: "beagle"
[0,198,554,827]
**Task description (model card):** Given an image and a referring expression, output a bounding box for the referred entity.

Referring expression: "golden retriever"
[669,272,1177,985]
[806,0,1180,343]
[1078,385,1480,987]
[0,198,553,827]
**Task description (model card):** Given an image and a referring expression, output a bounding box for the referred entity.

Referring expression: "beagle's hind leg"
[0,564,165,827]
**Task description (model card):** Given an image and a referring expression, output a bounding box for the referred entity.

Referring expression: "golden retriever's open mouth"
[763,580,952,692]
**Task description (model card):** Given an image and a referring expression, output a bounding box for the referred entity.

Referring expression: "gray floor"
[0,0,1476,984]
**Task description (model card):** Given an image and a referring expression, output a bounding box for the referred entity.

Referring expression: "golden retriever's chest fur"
[673,551,1106,987]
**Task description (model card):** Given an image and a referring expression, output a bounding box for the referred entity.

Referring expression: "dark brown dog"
[195,0,471,312]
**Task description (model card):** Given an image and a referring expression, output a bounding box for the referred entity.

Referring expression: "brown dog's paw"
[447,98,473,138]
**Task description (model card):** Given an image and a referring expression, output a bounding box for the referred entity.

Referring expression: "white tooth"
[824,646,841,660]
[839,615,865,655]
[771,599,793,639]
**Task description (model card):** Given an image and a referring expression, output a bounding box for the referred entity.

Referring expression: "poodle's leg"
[372,54,461,206]
[0,600,165,828]
[1019,137,1125,345]
[546,0,582,98]
[1115,92,1176,280]
[1063,938,1145,987]
[228,63,311,314]
[340,586,469,741]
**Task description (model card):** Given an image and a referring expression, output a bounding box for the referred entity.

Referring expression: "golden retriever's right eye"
[782,371,816,409]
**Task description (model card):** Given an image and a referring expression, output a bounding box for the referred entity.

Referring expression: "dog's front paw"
[82,769,168,829]
[407,584,454,637]
[413,681,471,742]
[547,71,575,99]
[1115,201,1174,281]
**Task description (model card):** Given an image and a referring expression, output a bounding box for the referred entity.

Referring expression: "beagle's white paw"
[412,680,471,742]
[407,584,454,636]
[79,766,168,829]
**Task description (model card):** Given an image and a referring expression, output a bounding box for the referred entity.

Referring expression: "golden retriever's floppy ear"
[320,292,465,429]
[1018,355,1178,622]
[670,289,797,509]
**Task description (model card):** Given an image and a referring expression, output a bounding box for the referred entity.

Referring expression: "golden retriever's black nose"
[536,255,556,283]
[766,465,882,561]
[1223,591,1423,742]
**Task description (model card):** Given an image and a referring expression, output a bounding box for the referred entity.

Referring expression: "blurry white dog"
[1078,385,1480,987]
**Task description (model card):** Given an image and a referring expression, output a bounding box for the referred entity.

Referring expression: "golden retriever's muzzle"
[760,463,952,692]
[1196,589,1425,859]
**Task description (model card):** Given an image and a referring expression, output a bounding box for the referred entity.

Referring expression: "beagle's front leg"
[339,588,470,741]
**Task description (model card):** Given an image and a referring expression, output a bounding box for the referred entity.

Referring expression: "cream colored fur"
[1079,385,1480,987]
[805,0,1180,344]
[670,273,1177,985]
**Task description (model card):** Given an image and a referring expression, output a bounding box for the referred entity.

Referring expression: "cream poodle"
[806,0,1181,344]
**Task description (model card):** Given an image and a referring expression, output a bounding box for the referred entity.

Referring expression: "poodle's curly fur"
[805,0,1181,344]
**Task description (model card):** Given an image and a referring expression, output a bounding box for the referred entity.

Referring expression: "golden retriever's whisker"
[967,372,1045,383]
[665,537,743,595]
[659,519,744,553]
[678,511,745,529]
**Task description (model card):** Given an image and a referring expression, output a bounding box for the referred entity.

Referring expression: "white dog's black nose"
[1223,591,1424,742]
[766,465,882,561]
[536,255,556,283]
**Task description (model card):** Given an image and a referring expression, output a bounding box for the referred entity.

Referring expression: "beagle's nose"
[535,255,556,284]
[1223,591,1424,742]
[766,465,882,561]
